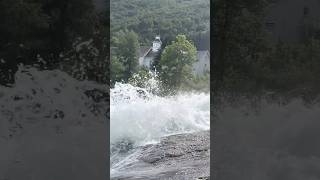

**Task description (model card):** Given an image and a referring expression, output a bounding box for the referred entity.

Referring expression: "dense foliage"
[110,0,210,50]
[158,35,197,92]
[112,30,140,81]
[110,56,125,85]
[110,0,210,93]
[110,30,141,85]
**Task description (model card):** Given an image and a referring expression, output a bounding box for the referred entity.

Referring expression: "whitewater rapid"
[110,82,210,174]
[0,66,210,176]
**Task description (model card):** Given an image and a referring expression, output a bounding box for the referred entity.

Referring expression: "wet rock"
[111,138,135,154]
[111,130,210,180]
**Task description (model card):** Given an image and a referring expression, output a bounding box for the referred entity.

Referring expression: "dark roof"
[139,46,151,57]
[145,49,159,58]
[153,39,162,43]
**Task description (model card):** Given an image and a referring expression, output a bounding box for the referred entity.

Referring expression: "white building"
[138,35,210,76]
[152,35,162,52]
[138,35,162,69]
[192,51,210,76]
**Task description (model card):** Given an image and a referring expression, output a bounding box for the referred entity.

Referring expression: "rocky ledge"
[111,130,210,180]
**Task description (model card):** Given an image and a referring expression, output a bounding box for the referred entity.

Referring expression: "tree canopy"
[110,0,210,50]
[112,30,140,81]
[158,35,197,91]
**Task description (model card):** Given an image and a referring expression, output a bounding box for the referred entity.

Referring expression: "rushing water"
[110,80,210,176]
[0,66,210,178]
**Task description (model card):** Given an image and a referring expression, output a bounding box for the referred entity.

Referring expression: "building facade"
[138,36,210,76]
[139,36,162,69]
[192,51,210,76]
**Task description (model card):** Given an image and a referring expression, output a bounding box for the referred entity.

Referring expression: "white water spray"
[110,83,210,147]
[110,71,210,174]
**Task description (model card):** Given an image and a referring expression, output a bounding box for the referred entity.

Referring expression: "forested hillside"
[110,0,210,50]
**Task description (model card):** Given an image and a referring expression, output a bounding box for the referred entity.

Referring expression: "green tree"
[114,30,140,81]
[110,0,210,47]
[158,34,197,91]
[110,56,125,85]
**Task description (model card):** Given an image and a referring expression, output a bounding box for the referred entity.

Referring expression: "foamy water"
[110,83,210,146]
[110,81,210,174]
[0,66,210,177]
